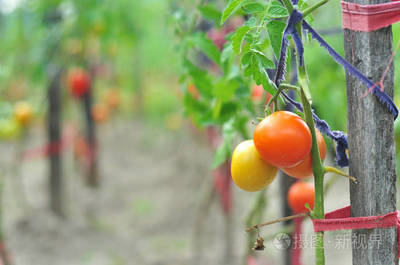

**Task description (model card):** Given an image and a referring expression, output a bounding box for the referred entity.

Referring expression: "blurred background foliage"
[0,0,398,171]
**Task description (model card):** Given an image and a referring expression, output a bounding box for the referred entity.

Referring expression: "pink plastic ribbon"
[213,160,232,215]
[291,217,303,265]
[312,206,400,257]
[22,124,76,160]
[206,126,232,215]
[341,0,400,32]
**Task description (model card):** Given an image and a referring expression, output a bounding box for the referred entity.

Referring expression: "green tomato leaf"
[241,52,253,66]
[193,33,221,66]
[198,4,222,24]
[258,68,277,95]
[221,43,233,63]
[183,59,213,98]
[244,17,257,27]
[251,55,277,95]
[213,79,240,102]
[220,0,243,25]
[218,103,240,124]
[241,2,265,14]
[267,0,289,18]
[266,20,286,59]
[232,25,251,54]
[183,93,208,117]
[211,141,230,168]
[251,49,275,69]
[243,65,253,77]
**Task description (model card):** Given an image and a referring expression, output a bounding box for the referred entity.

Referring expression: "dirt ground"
[0,120,355,265]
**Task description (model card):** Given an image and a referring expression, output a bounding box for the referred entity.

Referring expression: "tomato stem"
[279,84,299,91]
[245,212,308,232]
[245,190,267,260]
[281,0,294,13]
[303,0,329,18]
[296,23,325,263]
[299,76,326,265]
[264,84,298,115]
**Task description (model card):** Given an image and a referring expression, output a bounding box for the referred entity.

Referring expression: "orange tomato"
[253,111,312,168]
[104,89,121,110]
[282,129,326,179]
[92,104,109,124]
[287,181,314,213]
[14,102,33,126]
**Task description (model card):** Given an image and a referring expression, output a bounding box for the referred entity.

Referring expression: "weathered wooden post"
[343,0,398,263]
[48,67,64,217]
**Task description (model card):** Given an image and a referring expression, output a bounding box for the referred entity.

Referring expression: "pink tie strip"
[312,206,400,257]
[341,0,400,32]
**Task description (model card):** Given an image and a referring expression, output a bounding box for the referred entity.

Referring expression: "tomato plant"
[282,129,326,179]
[254,111,312,168]
[231,140,277,192]
[171,0,400,263]
[287,181,315,213]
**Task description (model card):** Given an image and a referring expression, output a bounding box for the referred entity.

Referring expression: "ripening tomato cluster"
[231,110,325,191]
[231,111,318,212]
[67,66,122,125]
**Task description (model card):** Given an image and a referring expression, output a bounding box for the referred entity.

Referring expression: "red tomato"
[67,68,91,98]
[282,129,326,179]
[287,181,314,213]
[253,111,312,168]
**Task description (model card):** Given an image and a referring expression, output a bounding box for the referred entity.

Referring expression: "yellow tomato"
[231,140,277,192]
[14,101,33,126]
